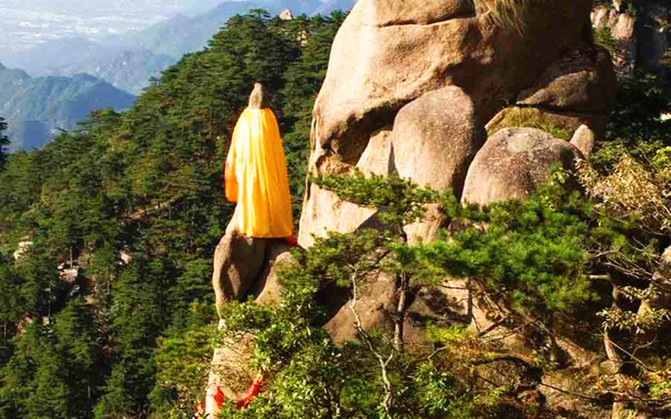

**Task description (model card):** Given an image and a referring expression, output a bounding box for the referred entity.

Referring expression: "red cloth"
[236,375,264,409]
[195,375,263,416]
[194,400,206,419]
[212,386,226,408]
[285,234,299,247]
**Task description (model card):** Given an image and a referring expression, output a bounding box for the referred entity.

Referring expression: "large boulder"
[392,86,486,194]
[485,106,609,141]
[212,222,267,314]
[516,47,617,114]
[461,127,584,207]
[392,86,486,243]
[570,124,597,159]
[285,3,619,413]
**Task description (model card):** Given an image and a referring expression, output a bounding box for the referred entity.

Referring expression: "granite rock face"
[391,86,486,195]
[300,0,605,244]
[309,0,592,176]
[209,1,620,415]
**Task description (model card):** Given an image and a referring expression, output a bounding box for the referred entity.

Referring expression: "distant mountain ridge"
[2,39,177,95]
[0,0,354,94]
[0,64,135,151]
[122,0,354,57]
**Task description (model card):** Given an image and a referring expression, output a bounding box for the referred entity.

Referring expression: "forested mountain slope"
[0,11,343,417]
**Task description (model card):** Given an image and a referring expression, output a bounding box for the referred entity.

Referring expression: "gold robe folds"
[224,108,293,238]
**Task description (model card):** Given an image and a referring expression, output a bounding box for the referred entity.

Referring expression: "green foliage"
[215,237,493,418]
[624,0,636,17]
[486,107,572,140]
[0,10,342,418]
[591,73,671,170]
[211,161,671,416]
[213,172,597,417]
[320,170,594,321]
[313,171,441,227]
[594,26,616,54]
[213,248,346,417]
[0,300,102,419]
[412,175,593,317]
[151,316,217,416]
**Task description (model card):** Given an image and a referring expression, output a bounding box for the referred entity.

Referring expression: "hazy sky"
[0,0,203,51]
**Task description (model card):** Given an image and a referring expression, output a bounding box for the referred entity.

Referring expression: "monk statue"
[224,82,293,238]
[212,83,294,316]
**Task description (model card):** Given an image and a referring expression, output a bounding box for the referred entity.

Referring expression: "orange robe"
[224,108,293,238]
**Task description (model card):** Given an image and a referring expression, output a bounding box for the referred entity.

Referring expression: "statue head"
[248,82,272,110]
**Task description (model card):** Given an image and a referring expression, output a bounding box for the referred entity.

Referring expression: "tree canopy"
[0,10,344,418]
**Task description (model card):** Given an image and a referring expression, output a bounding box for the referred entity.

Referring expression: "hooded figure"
[224,83,293,238]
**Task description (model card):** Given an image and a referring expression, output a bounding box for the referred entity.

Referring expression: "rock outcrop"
[516,47,617,115]
[591,5,637,78]
[209,0,621,416]
[310,0,592,166]
[392,86,485,242]
[300,0,612,245]
[211,219,290,315]
[392,86,486,195]
[296,1,614,387]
